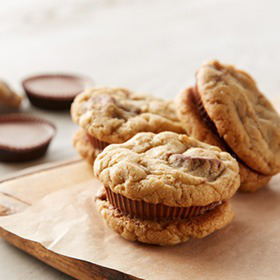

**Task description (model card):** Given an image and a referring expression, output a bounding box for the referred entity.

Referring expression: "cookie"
[176,87,272,192]
[238,162,272,192]
[0,81,22,108]
[94,132,239,245]
[71,87,184,163]
[196,61,280,175]
[73,129,97,165]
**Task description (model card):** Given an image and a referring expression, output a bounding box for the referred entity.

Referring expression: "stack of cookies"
[71,61,280,246]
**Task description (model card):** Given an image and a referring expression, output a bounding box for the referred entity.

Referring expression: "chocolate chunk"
[90,95,116,108]
[169,154,225,181]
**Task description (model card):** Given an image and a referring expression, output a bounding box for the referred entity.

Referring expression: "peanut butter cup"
[95,132,239,246]
[0,114,55,162]
[22,74,93,110]
[86,134,109,153]
[105,186,221,220]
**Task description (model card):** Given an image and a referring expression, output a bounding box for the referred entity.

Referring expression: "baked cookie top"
[0,81,22,108]
[94,132,239,207]
[71,87,184,144]
[196,60,280,175]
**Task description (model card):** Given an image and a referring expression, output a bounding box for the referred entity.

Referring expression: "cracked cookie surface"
[196,61,280,175]
[71,87,184,144]
[94,132,240,207]
[176,87,271,192]
[95,187,234,246]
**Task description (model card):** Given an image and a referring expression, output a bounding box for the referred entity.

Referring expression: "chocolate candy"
[105,186,221,220]
[22,74,93,110]
[0,114,56,162]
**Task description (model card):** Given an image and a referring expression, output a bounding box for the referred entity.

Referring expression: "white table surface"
[1,0,280,279]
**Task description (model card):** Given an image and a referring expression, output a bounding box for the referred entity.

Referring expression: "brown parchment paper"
[1,175,280,280]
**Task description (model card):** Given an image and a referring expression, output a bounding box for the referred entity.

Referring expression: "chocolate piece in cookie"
[94,132,239,246]
[71,87,185,164]
[176,86,272,192]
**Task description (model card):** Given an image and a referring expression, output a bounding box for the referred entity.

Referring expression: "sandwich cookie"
[176,61,280,192]
[94,132,239,246]
[71,87,184,164]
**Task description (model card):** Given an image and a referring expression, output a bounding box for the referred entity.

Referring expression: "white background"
[0,0,279,279]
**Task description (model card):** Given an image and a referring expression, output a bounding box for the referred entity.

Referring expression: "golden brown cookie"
[73,129,97,165]
[71,87,185,164]
[238,162,271,192]
[196,61,280,175]
[71,87,184,144]
[0,81,22,108]
[176,87,272,192]
[94,132,239,245]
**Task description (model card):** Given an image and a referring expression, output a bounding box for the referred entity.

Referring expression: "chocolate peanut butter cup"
[86,134,109,153]
[0,114,55,162]
[95,132,239,246]
[105,186,221,220]
[22,74,93,110]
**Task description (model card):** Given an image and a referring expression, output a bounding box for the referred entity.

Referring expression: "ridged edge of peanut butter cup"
[86,134,109,152]
[105,186,221,220]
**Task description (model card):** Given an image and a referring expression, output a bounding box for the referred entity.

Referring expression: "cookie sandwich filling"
[86,133,109,152]
[103,186,222,220]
